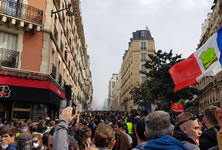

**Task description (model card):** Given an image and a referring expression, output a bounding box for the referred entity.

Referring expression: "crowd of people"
[0,106,222,150]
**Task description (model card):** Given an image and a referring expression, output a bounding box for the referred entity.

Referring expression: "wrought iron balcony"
[0,48,19,68]
[0,0,43,24]
[50,63,57,79]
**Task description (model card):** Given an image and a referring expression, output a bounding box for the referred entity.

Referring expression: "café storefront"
[0,69,65,121]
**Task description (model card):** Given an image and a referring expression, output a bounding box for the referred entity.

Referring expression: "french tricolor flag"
[169,26,222,92]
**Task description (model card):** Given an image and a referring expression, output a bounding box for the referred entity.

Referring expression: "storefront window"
[13,111,30,120]
[14,103,31,108]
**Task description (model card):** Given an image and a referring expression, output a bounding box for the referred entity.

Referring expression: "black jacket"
[173,129,200,150]
[199,126,220,150]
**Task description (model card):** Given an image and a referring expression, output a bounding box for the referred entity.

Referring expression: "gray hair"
[145,111,174,139]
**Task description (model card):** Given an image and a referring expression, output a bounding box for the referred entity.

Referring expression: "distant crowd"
[0,106,222,150]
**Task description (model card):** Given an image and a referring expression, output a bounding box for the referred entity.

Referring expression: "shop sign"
[0,85,11,98]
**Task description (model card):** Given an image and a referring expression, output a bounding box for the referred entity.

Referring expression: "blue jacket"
[7,143,16,150]
[144,135,188,150]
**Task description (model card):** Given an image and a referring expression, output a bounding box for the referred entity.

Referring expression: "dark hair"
[49,128,55,136]
[136,118,146,141]
[37,122,45,133]
[0,126,16,137]
[117,121,124,129]
[75,125,92,150]
[204,106,218,126]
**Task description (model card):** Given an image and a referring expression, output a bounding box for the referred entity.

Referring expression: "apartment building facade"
[0,0,92,121]
[195,0,222,110]
[108,73,118,110]
[114,29,155,111]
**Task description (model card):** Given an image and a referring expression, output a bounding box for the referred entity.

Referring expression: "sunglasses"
[176,116,197,127]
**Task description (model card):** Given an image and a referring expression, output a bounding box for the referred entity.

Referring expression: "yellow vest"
[16,132,20,137]
[126,122,133,135]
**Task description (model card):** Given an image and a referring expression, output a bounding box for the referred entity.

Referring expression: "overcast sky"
[80,0,213,110]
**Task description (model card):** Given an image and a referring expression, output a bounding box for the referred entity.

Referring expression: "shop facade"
[0,69,65,121]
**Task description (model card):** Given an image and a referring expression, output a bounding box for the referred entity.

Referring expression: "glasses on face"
[176,116,198,127]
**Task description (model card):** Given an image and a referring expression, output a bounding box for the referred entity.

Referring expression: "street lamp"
[51,3,74,17]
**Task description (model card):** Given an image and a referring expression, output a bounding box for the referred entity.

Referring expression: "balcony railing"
[50,63,57,79]
[0,48,19,68]
[0,0,43,24]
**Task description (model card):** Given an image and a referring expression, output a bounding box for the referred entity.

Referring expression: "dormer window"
[141,31,146,38]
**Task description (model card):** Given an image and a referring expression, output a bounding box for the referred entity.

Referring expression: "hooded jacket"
[173,129,200,150]
[144,135,188,150]
[199,126,220,150]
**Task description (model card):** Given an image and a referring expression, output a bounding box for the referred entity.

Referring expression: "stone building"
[114,28,155,111]
[195,0,222,111]
[108,73,118,110]
[0,0,93,120]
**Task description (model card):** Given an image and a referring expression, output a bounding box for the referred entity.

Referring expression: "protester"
[215,108,222,150]
[52,107,78,150]
[47,128,55,150]
[131,118,146,150]
[173,112,201,150]
[116,121,132,145]
[199,106,220,150]
[112,122,131,150]
[16,132,32,150]
[94,124,116,150]
[75,125,92,150]
[144,111,188,150]
[0,126,17,150]
[126,119,133,137]
[32,134,44,150]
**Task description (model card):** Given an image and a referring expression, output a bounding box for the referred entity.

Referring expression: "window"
[112,82,115,88]
[0,32,19,68]
[57,61,60,76]
[141,76,146,84]
[141,42,146,49]
[141,53,146,61]
[141,65,146,72]
[0,32,17,50]
[141,31,146,38]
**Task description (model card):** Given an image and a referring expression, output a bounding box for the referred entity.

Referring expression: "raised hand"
[59,107,77,123]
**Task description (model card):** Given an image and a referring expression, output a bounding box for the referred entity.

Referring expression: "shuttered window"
[0,32,17,50]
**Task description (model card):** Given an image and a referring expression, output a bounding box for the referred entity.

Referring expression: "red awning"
[0,76,65,99]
